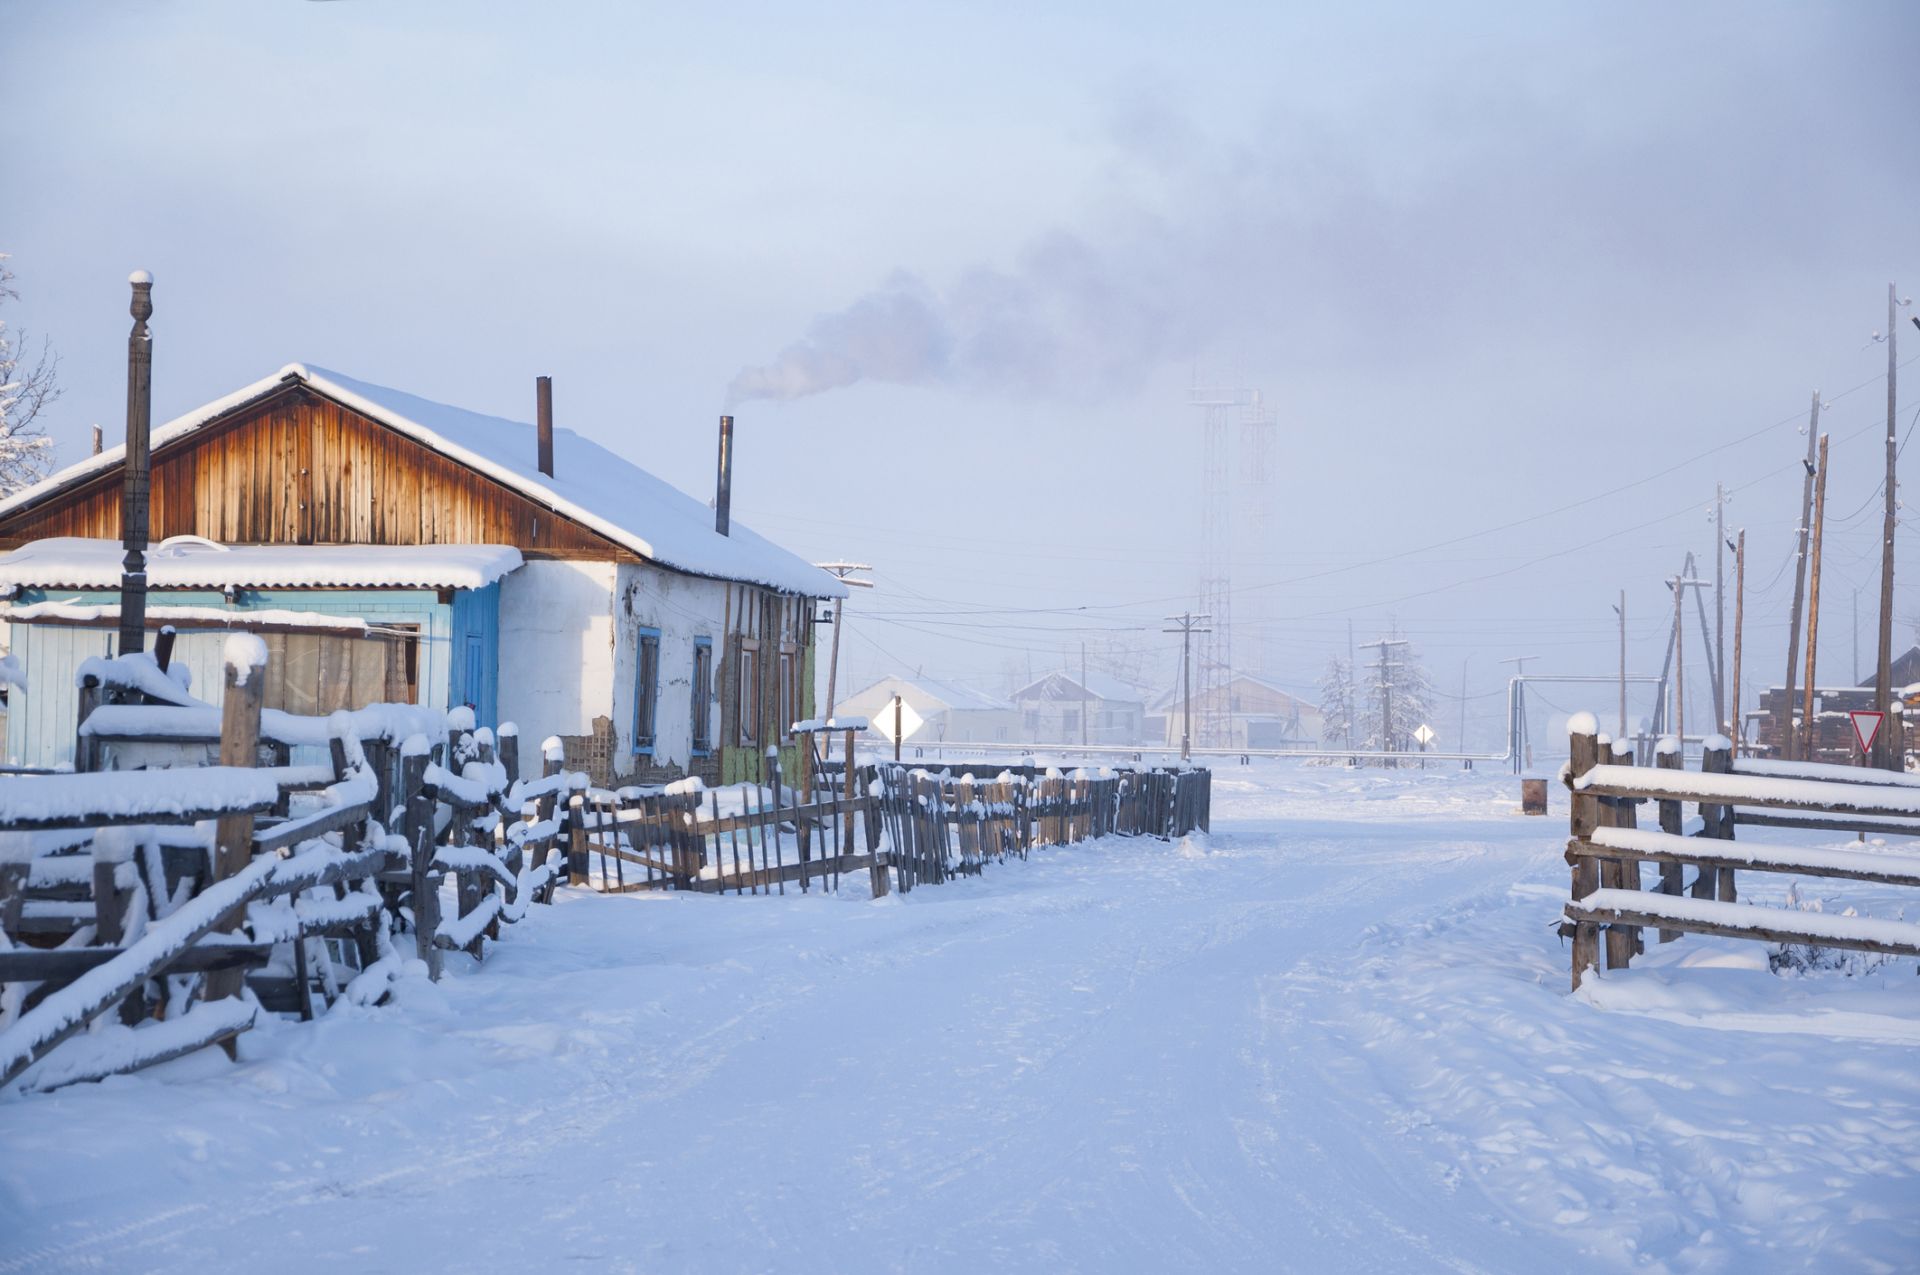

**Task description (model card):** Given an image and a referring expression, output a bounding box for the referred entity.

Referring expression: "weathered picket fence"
[563,724,1212,898]
[1559,714,1920,990]
[0,644,589,1092]
[877,764,1210,888]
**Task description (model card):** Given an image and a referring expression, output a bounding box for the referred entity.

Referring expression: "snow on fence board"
[1559,719,1920,991]
[0,649,590,1095]
[562,726,1211,899]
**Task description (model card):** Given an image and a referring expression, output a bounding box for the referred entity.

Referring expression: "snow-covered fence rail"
[0,642,404,1091]
[1558,714,1920,990]
[0,648,592,1094]
[565,761,887,899]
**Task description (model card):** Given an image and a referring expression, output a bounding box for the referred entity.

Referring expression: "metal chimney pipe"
[91,425,103,456]
[535,375,554,477]
[715,414,733,537]
[118,271,154,658]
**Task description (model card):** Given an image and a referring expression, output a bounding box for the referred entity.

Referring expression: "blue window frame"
[691,637,713,756]
[632,627,661,755]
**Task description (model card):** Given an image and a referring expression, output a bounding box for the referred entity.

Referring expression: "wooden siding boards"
[0,386,636,563]
[0,378,829,781]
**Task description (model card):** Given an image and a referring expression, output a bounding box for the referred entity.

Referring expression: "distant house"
[1150,673,1321,751]
[834,673,1018,745]
[0,363,844,782]
[1009,671,1146,745]
[1749,644,1920,761]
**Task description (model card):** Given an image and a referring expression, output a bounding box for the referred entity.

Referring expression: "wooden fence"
[563,731,1213,899]
[1559,718,1920,990]
[0,648,588,1092]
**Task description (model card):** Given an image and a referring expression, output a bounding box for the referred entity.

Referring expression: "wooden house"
[0,363,844,783]
[1749,646,1920,763]
[1009,671,1146,746]
[1149,673,1322,751]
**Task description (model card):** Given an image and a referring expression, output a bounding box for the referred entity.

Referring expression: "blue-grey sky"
[6,1,1917,743]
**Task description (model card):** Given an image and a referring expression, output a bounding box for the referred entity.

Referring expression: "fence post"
[1654,737,1684,941]
[1702,738,1736,902]
[1600,737,1638,969]
[74,675,101,773]
[567,790,589,886]
[1566,717,1602,990]
[203,641,267,1009]
[363,736,392,828]
[498,726,520,787]
[399,740,442,980]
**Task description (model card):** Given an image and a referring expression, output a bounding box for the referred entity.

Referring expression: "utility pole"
[1612,591,1627,741]
[1729,530,1746,756]
[1874,284,1907,769]
[1360,637,1410,766]
[813,562,874,748]
[1346,618,1357,742]
[1164,613,1212,762]
[1782,393,1820,759]
[1803,432,1831,761]
[1080,641,1089,747]
[1673,573,1685,747]
[1457,658,1470,753]
[1714,482,1726,737]
[1666,571,1708,751]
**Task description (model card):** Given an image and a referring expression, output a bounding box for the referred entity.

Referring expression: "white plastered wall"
[497,560,618,758]
[610,562,728,776]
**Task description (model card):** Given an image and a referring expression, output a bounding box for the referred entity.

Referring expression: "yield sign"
[1849,710,1884,754]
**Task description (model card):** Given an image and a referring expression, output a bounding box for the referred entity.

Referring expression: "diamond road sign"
[1413,724,1436,746]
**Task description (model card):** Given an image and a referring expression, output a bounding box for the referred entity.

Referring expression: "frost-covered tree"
[0,254,59,495]
[1319,656,1356,749]
[1361,636,1435,759]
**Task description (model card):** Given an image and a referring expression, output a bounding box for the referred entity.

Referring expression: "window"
[738,640,760,747]
[691,637,713,756]
[1063,708,1080,735]
[632,628,660,755]
[778,648,795,738]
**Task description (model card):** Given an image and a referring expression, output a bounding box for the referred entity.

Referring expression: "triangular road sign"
[1849,710,1884,754]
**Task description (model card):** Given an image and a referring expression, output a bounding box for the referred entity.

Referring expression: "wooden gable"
[0,385,638,561]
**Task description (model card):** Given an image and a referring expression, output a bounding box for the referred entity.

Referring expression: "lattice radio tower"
[1190,377,1264,748]
[1238,391,1275,681]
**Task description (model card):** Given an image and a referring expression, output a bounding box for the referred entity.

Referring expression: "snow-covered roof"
[5,600,378,634]
[841,673,1009,714]
[1011,670,1147,706]
[1150,672,1312,713]
[0,537,522,594]
[0,364,845,599]
[910,674,1010,713]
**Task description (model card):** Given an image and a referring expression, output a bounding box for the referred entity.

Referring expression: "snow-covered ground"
[3,764,1916,1273]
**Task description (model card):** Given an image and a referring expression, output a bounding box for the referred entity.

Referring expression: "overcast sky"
[6,1,1918,746]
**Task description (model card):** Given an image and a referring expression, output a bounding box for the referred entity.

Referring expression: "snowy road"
[4,767,1917,1272]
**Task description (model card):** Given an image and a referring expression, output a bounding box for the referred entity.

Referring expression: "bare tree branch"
[0,253,61,496]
